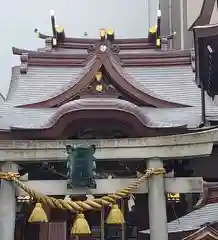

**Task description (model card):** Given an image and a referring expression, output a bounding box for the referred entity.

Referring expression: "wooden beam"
[16,177,203,196]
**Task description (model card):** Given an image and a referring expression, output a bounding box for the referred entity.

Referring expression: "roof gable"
[16,47,189,108]
[183,226,218,240]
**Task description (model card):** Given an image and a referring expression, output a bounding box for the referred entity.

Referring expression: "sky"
[0,0,159,98]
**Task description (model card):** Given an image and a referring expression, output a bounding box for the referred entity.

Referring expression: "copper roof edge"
[12,47,88,59]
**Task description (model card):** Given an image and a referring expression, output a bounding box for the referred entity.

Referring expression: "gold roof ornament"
[55,25,64,33]
[107,28,115,41]
[100,44,107,52]
[168,193,180,202]
[100,28,106,40]
[95,72,102,81]
[96,84,103,92]
[149,25,157,34]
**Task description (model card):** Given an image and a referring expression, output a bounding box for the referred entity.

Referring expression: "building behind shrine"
[1,0,218,240]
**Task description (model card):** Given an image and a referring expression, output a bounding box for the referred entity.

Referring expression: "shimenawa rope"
[0,168,166,235]
[0,168,165,212]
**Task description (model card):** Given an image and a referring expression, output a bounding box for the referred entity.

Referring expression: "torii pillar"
[0,162,18,240]
[148,158,168,240]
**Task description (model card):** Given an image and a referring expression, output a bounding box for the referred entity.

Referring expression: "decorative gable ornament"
[100,44,107,52]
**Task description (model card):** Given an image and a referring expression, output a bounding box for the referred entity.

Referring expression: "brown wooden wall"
[16,222,67,240]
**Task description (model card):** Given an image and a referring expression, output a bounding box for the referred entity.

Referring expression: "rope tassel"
[106,204,124,224]
[71,213,91,235]
[28,203,48,223]
[0,168,165,212]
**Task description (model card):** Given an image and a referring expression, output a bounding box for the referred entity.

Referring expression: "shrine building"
[1,0,218,240]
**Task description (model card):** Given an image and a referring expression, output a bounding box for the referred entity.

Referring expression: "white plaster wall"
[187,0,204,28]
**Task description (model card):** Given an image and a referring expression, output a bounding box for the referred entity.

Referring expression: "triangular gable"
[183,226,218,240]
[18,52,189,108]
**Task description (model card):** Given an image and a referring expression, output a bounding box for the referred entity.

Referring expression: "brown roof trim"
[12,47,88,59]
[119,49,191,59]
[189,0,216,31]
[27,61,86,67]
[17,52,189,108]
[122,57,191,67]
[61,37,150,44]
[182,226,218,240]
[13,47,191,60]
[37,34,150,44]
[13,47,191,68]
[58,41,155,50]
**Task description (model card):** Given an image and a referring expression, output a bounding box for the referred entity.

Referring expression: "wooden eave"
[16,48,189,108]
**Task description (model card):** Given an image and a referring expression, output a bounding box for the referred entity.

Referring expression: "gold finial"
[107,28,115,41]
[100,28,106,40]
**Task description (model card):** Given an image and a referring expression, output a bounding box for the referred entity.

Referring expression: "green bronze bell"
[66,144,97,189]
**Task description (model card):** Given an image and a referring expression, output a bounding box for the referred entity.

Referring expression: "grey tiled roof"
[6,66,82,105]
[2,56,218,129]
[140,107,202,128]
[140,202,218,234]
[119,49,158,54]
[0,104,217,129]
[125,66,216,107]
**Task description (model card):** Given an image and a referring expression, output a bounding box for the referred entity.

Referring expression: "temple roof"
[8,47,192,108]
[1,32,218,136]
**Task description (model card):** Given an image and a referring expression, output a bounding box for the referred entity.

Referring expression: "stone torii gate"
[0,128,217,240]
